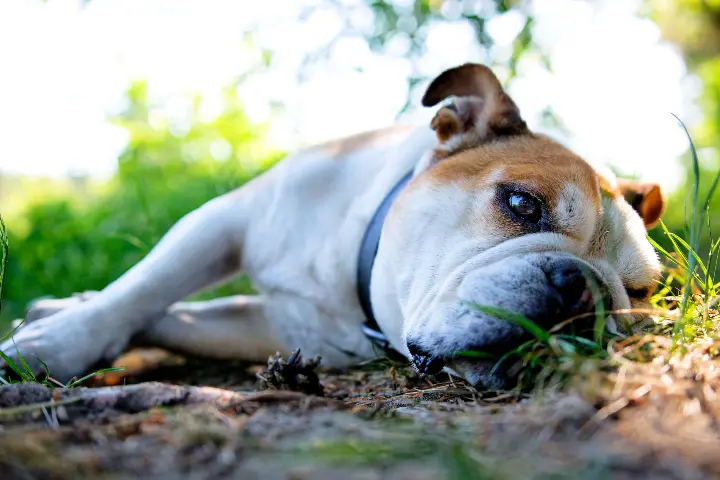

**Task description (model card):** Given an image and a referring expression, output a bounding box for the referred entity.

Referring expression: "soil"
[0,347,717,480]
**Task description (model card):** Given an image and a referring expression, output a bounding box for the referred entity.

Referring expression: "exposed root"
[0,381,335,426]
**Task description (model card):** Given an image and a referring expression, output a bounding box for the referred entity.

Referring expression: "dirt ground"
[1,345,719,480]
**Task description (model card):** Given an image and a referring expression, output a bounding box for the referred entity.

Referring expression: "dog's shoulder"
[303,124,418,160]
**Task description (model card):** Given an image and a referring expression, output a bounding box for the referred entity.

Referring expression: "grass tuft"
[0,215,123,388]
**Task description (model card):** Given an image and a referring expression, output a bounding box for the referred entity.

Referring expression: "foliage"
[0,82,283,323]
[646,0,720,256]
[291,0,538,112]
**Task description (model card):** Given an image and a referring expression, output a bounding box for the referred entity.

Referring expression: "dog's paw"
[0,305,128,383]
[24,291,100,324]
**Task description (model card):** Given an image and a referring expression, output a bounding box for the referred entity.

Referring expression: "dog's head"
[372,63,666,388]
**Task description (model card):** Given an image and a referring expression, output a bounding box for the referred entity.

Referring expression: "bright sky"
[0,0,697,191]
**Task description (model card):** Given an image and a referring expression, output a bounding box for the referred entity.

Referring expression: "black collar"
[356,171,413,356]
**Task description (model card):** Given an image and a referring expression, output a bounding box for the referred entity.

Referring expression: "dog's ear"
[422,63,528,157]
[616,178,666,229]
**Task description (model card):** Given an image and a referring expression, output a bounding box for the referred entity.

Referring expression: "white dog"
[2,64,665,388]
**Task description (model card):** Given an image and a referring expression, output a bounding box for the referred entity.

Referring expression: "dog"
[1,63,666,388]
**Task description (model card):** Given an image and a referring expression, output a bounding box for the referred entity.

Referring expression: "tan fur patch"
[616,178,666,229]
[420,134,601,240]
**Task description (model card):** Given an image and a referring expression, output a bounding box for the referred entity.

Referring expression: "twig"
[0,397,83,417]
[580,383,652,435]
[549,308,676,334]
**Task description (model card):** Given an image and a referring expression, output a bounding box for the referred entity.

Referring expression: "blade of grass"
[550,337,576,355]
[0,214,7,317]
[667,232,708,276]
[647,235,705,286]
[661,220,690,266]
[66,367,125,388]
[1,318,24,343]
[489,339,536,376]
[648,231,681,263]
[702,162,720,213]
[584,269,609,344]
[671,115,700,345]
[13,342,37,382]
[37,358,53,387]
[555,334,605,352]
[456,350,497,360]
[464,302,549,342]
[0,349,26,379]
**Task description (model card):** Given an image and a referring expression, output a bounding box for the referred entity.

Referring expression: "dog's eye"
[627,287,651,300]
[507,192,541,223]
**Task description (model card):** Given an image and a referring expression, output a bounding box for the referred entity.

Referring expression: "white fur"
[1,123,660,385]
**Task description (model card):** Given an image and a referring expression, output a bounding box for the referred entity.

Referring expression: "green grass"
[0,319,123,388]
[289,434,510,479]
[0,213,123,388]
[667,115,720,347]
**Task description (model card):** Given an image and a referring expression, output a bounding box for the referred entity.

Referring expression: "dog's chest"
[243,127,434,315]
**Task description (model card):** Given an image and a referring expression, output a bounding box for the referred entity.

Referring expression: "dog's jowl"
[2,63,666,388]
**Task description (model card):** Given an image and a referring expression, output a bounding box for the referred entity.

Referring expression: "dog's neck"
[356,170,414,355]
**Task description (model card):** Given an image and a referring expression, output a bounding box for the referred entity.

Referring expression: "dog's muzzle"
[406,255,611,378]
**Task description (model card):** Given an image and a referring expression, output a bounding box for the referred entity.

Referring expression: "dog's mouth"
[410,344,533,390]
[407,305,613,389]
[410,341,513,376]
[409,350,446,376]
[408,337,512,392]
[409,346,513,388]
[435,356,513,390]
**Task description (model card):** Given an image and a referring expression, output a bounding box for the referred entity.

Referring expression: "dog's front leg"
[1,191,249,381]
[133,295,285,361]
[18,295,288,363]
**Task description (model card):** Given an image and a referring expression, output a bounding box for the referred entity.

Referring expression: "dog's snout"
[547,261,592,311]
[541,258,610,329]
[407,255,615,380]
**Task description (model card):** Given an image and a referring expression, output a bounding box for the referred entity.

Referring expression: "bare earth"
[1,342,719,480]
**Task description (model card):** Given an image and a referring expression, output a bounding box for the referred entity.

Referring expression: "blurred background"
[0,0,718,324]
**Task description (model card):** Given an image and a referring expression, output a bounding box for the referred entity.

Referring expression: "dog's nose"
[407,342,445,376]
[543,259,610,328]
[547,261,591,309]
